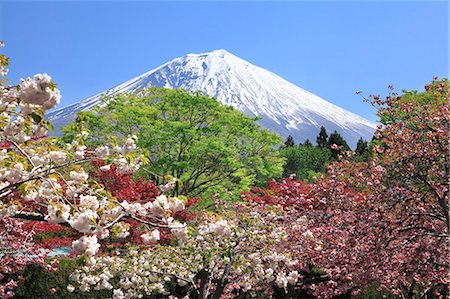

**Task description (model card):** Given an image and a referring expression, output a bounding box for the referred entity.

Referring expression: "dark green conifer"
[327,130,350,159]
[302,139,313,147]
[316,126,328,149]
[284,135,295,147]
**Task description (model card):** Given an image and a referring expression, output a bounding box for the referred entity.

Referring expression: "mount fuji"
[48,49,376,148]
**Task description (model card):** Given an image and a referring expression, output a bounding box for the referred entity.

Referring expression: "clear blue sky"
[1,1,448,122]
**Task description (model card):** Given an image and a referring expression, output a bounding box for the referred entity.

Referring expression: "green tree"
[327,130,350,159]
[316,126,328,149]
[353,137,371,162]
[302,139,313,147]
[284,135,295,147]
[63,88,284,198]
[280,145,332,181]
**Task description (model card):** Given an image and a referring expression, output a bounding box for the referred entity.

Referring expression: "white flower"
[303,230,314,239]
[0,181,9,190]
[112,222,130,239]
[160,178,176,192]
[3,116,24,138]
[95,146,110,159]
[49,151,67,164]
[24,190,38,201]
[119,278,133,289]
[141,229,160,244]
[102,206,123,220]
[100,164,111,171]
[287,271,300,285]
[121,201,146,215]
[0,204,17,218]
[148,195,169,216]
[19,73,61,110]
[0,66,8,77]
[275,272,288,289]
[39,178,61,197]
[67,285,75,293]
[30,123,48,137]
[112,289,125,299]
[72,235,100,256]
[31,153,49,166]
[79,283,90,292]
[94,227,110,240]
[46,203,70,224]
[99,280,113,290]
[202,219,232,237]
[74,145,87,159]
[114,157,141,174]
[9,131,31,143]
[79,195,99,211]
[168,197,185,213]
[70,170,89,182]
[0,149,8,162]
[69,210,97,233]
[122,137,136,154]
[297,215,308,223]
[169,221,188,241]
[6,163,25,183]
[265,268,275,282]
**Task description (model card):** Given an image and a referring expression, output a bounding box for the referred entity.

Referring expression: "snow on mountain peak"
[196,49,232,57]
[47,50,376,148]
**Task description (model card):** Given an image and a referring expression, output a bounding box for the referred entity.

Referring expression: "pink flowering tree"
[242,79,449,298]
[0,218,52,299]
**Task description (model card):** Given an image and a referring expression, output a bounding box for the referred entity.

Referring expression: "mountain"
[48,49,376,148]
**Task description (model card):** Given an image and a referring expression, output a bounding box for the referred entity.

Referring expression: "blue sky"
[1,1,448,122]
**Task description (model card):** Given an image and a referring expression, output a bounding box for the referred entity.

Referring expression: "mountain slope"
[48,49,376,147]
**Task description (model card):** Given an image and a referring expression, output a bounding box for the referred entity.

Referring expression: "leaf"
[31,112,42,124]
[47,122,54,132]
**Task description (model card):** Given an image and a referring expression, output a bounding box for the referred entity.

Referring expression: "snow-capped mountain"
[48,49,376,148]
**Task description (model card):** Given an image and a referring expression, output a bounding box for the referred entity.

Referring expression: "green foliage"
[13,259,110,299]
[370,79,449,161]
[316,126,328,149]
[327,130,350,159]
[376,79,449,127]
[301,138,313,147]
[63,88,284,198]
[283,135,295,147]
[280,145,332,181]
[353,284,397,299]
[353,137,371,162]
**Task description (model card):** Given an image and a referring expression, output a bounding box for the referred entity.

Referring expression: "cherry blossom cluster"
[69,203,313,298]
[0,41,8,78]
[0,42,191,296]
[0,106,176,255]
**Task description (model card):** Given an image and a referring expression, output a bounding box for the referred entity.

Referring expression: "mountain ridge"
[48,49,376,148]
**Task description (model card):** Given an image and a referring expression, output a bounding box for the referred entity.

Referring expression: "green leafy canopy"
[63,88,284,199]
